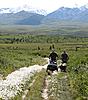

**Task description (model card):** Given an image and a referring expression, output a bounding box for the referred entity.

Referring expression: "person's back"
[61,51,69,63]
[49,50,58,62]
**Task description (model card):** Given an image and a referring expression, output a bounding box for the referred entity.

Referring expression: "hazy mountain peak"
[0,5,48,15]
[79,5,88,11]
[0,5,88,25]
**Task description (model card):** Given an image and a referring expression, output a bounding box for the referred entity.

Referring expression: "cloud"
[0,0,88,12]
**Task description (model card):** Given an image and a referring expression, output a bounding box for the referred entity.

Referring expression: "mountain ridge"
[0,6,47,15]
[0,5,88,25]
[42,6,88,23]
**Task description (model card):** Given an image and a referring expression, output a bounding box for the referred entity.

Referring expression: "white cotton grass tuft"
[0,63,48,99]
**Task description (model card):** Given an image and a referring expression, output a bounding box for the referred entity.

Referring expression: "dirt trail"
[42,72,74,100]
[0,58,73,100]
[22,79,35,100]
[56,74,73,100]
[42,76,50,100]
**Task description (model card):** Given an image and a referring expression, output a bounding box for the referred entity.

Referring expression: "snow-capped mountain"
[79,4,88,11]
[0,5,47,15]
[0,4,88,25]
[42,5,88,23]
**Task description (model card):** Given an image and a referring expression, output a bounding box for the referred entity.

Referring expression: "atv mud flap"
[47,64,58,72]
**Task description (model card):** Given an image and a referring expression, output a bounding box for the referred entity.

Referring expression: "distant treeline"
[0,34,88,44]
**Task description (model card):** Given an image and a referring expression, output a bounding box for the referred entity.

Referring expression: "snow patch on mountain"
[0,5,48,15]
[0,4,88,16]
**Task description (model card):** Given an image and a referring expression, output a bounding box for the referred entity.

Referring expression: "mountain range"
[0,5,47,15]
[0,5,88,25]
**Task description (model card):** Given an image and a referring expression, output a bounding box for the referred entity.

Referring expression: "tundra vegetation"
[0,25,88,99]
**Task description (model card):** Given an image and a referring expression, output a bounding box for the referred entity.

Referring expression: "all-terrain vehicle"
[59,63,67,72]
[46,59,58,75]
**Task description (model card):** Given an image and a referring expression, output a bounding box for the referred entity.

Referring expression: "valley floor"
[0,58,87,100]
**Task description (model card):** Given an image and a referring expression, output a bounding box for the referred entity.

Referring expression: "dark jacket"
[49,52,58,61]
[61,52,69,63]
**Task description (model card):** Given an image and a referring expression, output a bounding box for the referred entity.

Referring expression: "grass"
[0,43,48,76]
[24,70,47,100]
[48,73,74,100]
[0,29,88,99]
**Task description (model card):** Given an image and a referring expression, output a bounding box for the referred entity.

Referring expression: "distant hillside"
[0,11,44,25]
[42,7,88,23]
[1,6,88,25]
[16,14,44,25]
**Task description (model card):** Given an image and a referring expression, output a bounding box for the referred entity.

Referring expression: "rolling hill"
[0,10,44,25]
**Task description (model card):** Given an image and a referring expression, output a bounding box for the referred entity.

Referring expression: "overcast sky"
[0,0,88,12]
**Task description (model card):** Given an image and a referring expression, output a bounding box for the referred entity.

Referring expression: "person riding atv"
[49,49,58,64]
[60,51,69,72]
[46,50,58,75]
[61,51,69,63]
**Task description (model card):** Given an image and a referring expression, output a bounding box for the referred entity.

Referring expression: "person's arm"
[49,53,51,59]
[55,53,58,60]
[55,52,58,57]
[67,54,69,60]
